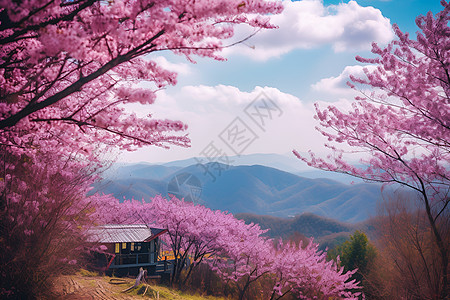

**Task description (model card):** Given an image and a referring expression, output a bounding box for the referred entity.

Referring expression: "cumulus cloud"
[151,56,192,75]
[224,0,394,60]
[312,64,377,96]
[120,85,329,163]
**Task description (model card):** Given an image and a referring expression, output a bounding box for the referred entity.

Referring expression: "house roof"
[87,224,167,243]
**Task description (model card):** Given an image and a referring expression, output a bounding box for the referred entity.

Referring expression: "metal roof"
[87,224,166,243]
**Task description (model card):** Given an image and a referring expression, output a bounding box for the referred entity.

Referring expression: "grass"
[78,269,99,277]
[132,284,228,299]
[126,282,229,299]
[52,270,229,299]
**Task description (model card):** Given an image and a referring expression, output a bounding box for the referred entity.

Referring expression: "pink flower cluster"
[0,0,283,156]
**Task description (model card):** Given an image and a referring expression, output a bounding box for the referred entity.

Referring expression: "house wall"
[109,238,160,266]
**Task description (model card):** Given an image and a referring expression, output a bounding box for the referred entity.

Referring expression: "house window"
[122,242,127,249]
[131,242,134,251]
[115,243,120,253]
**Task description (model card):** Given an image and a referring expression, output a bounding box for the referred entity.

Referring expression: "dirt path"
[51,273,228,300]
[53,275,140,299]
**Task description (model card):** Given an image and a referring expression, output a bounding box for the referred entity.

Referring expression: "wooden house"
[87,224,171,276]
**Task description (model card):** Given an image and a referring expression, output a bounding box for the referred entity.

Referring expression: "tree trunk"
[238,277,251,300]
[423,193,448,299]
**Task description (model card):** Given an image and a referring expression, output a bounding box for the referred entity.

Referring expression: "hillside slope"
[235,212,362,250]
[93,163,388,222]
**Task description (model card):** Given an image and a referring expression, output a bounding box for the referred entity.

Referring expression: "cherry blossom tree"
[270,240,360,299]
[294,2,449,298]
[209,220,273,300]
[0,0,283,155]
[113,196,273,287]
[142,196,230,285]
[210,228,361,300]
[0,146,119,298]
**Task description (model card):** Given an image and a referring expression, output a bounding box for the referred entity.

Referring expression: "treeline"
[236,212,357,251]
[326,197,449,299]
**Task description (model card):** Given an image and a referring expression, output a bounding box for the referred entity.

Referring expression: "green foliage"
[328,231,377,297]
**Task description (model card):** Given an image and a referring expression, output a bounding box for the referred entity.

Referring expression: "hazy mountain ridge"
[93,160,390,223]
[235,212,353,239]
[117,153,361,184]
[235,212,373,251]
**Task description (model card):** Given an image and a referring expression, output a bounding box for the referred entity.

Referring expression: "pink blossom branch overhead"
[0,0,283,153]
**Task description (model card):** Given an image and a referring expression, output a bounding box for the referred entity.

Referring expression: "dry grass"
[50,271,229,300]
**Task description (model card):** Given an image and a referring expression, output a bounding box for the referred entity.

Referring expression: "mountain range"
[92,155,400,223]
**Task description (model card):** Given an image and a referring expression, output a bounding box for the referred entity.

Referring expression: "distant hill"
[235,212,363,251]
[236,212,354,239]
[123,153,361,184]
[92,162,392,223]
[103,163,181,181]
[157,153,307,173]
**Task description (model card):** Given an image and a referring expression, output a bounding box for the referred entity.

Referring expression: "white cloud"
[312,64,376,96]
[119,85,329,164]
[151,56,192,75]
[224,0,394,60]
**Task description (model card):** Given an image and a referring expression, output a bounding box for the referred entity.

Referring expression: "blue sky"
[119,0,443,167]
